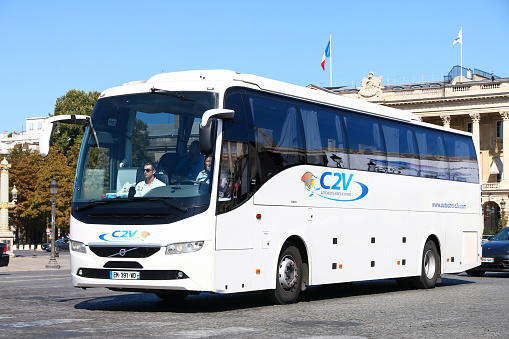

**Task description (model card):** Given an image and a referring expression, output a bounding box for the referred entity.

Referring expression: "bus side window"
[444,134,479,183]
[382,121,420,176]
[344,115,387,172]
[218,92,251,214]
[300,105,349,168]
[247,93,305,185]
[415,130,449,180]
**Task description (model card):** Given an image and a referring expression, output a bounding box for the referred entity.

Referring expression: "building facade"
[0,117,46,151]
[316,67,508,234]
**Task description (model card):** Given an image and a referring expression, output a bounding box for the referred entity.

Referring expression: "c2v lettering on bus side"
[301,171,369,202]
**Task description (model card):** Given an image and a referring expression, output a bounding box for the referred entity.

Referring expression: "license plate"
[110,271,140,280]
[481,257,494,263]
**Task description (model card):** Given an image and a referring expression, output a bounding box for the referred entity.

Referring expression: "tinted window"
[415,129,449,180]
[344,115,386,172]
[300,105,349,168]
[246,93,305,185]
[382,122,420,176]
[444,134,479,183]
[218,92,252,214]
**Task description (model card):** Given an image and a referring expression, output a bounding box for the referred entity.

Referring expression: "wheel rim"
[423,249,436,280]
[278,255,298,291]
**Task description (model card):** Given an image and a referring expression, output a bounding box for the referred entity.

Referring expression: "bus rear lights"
[165,241,204,255]
[447,258,450,262]
[256,214,261,220]
[70,240,87,253]
[256,269,261,274]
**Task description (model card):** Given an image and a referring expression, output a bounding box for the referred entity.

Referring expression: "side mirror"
[199,119,217,156]
[199,109,235,156]
[39,115,91,157]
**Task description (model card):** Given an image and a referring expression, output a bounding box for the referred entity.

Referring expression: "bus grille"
[89,246,161,258]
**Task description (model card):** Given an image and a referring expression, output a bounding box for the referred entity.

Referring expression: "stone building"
[311,66,509,234]
[0,117,46,151]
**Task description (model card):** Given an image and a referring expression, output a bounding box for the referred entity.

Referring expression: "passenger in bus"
[196,155,212,185]
[173,140,204,181]
[134,162,166,197]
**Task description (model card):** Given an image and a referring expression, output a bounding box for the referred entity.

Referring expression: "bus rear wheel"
[412,240,440,289]
[266,243,303,305]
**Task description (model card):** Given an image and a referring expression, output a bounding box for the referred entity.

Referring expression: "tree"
[51,89,100,155]
[8,146,44,243]
[31,146,76,232]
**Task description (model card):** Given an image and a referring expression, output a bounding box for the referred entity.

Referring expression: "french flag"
[321,39,330,70]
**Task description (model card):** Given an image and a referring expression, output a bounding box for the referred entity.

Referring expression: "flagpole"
[329,35,332,87]
[460,27,463,83]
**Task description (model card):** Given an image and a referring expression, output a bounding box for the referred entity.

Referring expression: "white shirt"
[134,178,165,197]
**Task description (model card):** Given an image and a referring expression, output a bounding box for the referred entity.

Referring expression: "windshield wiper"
[73,197,188,213]
[145,197,188,212]
[150,88,196,102]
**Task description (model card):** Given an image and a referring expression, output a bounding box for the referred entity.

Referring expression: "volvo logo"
[108,247,137,257]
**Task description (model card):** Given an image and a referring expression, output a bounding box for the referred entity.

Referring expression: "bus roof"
[141,70,421,123]
[100,69,473,137]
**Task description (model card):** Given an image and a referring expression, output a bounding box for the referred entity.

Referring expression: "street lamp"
[46,177,60,269]
[500,199,506,229]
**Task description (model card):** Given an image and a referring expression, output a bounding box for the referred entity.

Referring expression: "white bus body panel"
[70,210,217,292]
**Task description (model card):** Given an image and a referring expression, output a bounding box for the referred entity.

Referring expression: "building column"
[440,114,451,128]
[469,113,481,162]
[500,111,509,182]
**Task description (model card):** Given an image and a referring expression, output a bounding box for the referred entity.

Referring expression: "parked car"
[0,242,9,267]
[466,228,509,277]
[42,238,70,252]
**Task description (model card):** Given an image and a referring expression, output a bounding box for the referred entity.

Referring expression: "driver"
[135,162,165,197]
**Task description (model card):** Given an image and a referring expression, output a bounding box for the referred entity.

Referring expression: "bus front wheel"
[413,240,440,289]
[266,243,303,304]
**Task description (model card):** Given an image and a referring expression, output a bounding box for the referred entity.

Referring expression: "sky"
[1,0,508,133]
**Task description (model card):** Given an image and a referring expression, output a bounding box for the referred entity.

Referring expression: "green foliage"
[131,119,153,166]
[51,89,100,155]
[9,89,100,243]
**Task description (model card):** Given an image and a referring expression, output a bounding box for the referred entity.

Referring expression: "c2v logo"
[99,230,150,242]
[301,171,369,202]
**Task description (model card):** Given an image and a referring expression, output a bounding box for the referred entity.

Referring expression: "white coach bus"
[40,70,481,304]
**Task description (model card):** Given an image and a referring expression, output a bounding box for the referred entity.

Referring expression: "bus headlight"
[70,240,87,253]
[166,241,204,255]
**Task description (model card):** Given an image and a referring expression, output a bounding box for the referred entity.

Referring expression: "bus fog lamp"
[166,241,204,255]
[70,240,87,253]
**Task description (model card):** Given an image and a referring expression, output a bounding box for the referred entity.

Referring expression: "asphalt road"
[1,252,508,338]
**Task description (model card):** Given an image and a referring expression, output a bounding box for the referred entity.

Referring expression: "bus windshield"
[72,91,218,224]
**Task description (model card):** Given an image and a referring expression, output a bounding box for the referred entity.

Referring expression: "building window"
[497,121,503,138]
[466,122,472,133]
[29,123,34,131]
[38,122,43,130]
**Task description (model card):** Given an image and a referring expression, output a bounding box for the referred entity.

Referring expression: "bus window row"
[233,90,479,184]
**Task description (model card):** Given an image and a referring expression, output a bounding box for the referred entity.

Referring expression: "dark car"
[42,238,70,252]
[0,242,9,267]
[466,227,509,277]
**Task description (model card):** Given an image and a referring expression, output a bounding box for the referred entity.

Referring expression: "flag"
[321,39,330,70]
[453,28,462,45]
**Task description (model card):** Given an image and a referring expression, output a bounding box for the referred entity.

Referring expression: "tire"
[155,291,189,301]
[412,240,440,289]
[466,269,485,277]
[266,243,303,305]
